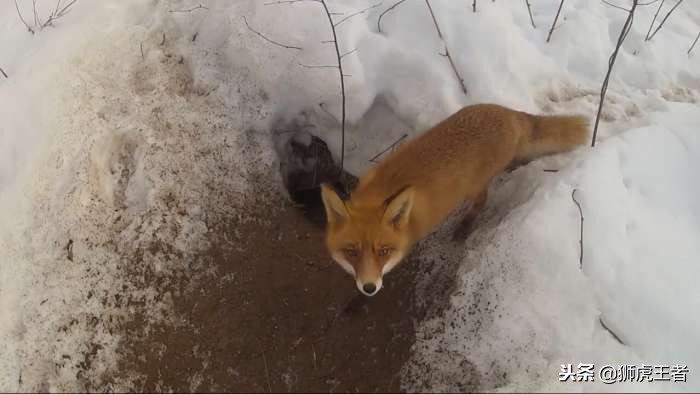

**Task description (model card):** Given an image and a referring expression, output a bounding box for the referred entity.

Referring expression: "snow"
[1,0,699,391]
[402,103,700,392]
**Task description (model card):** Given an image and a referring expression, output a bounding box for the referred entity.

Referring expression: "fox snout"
[355,263,383,297]
[358,281,380,296]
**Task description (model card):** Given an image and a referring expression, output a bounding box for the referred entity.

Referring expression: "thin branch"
[646,0,684,41]
[168,4,209,13]
[426,0,467,95]
[333,2,382,27]
[425,0,443,38]
[0,67,8,79]
[472,0,476,13]
[53,0,62,18]
[42,0,78,27]
[377,0,409,33]
[599,316,625,345]
[592,0,638,146]
[339,48,358,58]
[319,102,340,123]
[645,0,664,40]
[298,63,338,69]
[32,0,40,29]
[14,0,35,34]
[54,0,78,19]
[242,16,302,50]
[547,0,565,42]
[571,189,584,270]
[320,0,348,187]
[601,0,630,12]
[689,30,700,55]
[369,134,408,162]
[525,0,536,28]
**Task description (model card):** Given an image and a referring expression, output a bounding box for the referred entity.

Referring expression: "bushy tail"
[516,113,589,162]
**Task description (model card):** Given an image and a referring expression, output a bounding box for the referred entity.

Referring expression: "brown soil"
[116,192,432,393]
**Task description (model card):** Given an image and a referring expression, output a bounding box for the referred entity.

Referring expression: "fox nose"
[362,283,377,295]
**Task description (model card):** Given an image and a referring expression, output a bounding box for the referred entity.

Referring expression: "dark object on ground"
[277,127,358,226]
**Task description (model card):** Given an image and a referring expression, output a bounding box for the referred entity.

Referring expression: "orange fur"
[321,103,589,296]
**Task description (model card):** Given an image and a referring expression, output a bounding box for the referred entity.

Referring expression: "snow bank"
[402,103,700,392]
[239,0,700,175]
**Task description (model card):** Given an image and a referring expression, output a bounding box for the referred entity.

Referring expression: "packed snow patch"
[1,0,276,390]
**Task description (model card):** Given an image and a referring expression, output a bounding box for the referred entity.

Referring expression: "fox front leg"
[452,189,488,241]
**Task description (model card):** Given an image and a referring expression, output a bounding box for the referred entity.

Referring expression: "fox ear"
[383,186,414,229]
[320,183,349,224]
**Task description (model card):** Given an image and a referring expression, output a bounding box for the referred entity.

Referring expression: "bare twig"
[140,42,144,59]
[571,189,584,270]
[333,2,382,27]
[243,16,302,50]
[472,0,476,12]
[601,0,630,12]
[270,0,367,185]
[592,0,638,146]
[645,0,664,40]
[15,0,79,32]
[65,239,74,262]
[525,0,536,28]
[319,102,340,123]
[425,0,468,95]
[15,0,35,34]
[370,134,408,162]
[339,48,358,58]
[377,0,409,33]
[689,30,700,55]
[425,0,442,38]
[0,67,8,79]
[42,0,78,28]
[547,0,565,42]
[646,0,684,41]
[169,4,209,13]
[298,63,338,69]
[319,0,348,183]
[32,0,40,29]
[599,316,625,345]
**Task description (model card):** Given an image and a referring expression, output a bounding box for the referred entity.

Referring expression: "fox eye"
[377,246,393,257]
[343,248,358,258]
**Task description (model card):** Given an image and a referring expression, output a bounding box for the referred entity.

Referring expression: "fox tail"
[516,113,589,162]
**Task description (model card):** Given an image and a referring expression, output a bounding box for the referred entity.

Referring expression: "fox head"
[320,183,414,296]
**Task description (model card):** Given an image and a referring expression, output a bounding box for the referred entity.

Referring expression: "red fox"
[321,104,588,296]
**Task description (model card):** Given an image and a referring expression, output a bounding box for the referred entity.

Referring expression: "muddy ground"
[113,188,454,392]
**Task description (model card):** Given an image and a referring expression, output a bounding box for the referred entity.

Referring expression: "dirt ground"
[115,189,437,393]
